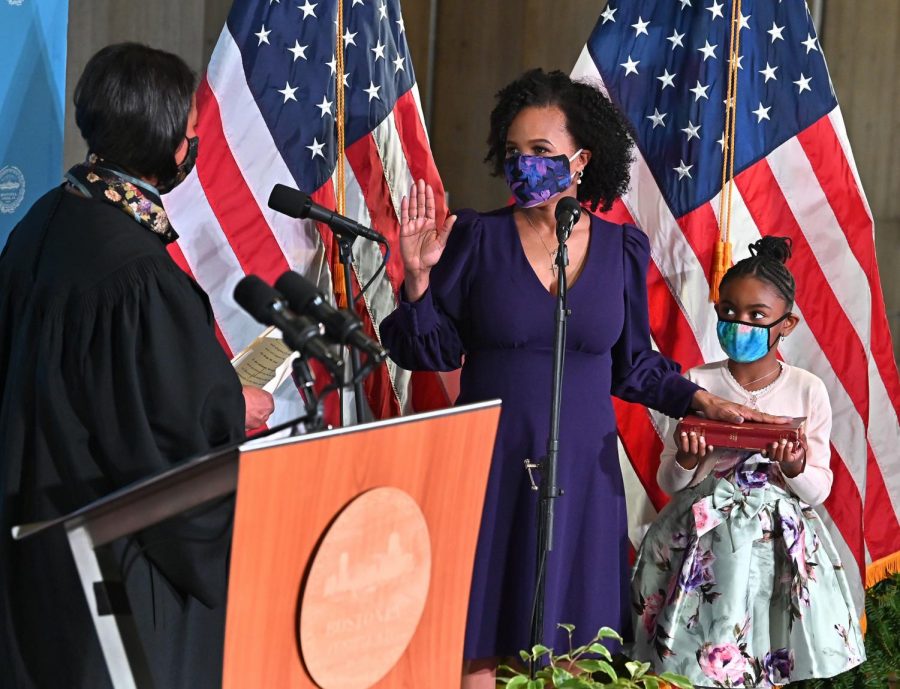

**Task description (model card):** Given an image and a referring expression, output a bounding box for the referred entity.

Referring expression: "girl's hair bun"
[748,236,792,265]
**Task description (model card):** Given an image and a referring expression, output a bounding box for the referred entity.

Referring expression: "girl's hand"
[674,429,713,470]
[691,390,790,425]
[675,431,715,470]
[399,179,456,301]
[764,431,808,478]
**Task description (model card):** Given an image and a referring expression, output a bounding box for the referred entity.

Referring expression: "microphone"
[268,184,386,244]
[555,196,582,243]
[274,271,388,364]
[233,275,344,372]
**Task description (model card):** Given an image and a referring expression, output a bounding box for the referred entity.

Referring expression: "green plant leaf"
[586,643,613,661]
[520,650,532,663]
[596,626,623,642]
[551,667,574,685]
[498,665,525,677]
[658,672,695,689]
[532,644,552,659]
[574,658,618,680]
[557,623,576,633]
[556,679,596,689]
[641,677,660,689]
[527,680,545,689]
[505,676,531,689]
[625,661,651,679]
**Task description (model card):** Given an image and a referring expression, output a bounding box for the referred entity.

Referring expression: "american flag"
[163,0,449,427]
[574,0,900,611]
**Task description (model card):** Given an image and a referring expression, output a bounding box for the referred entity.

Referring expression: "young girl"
[630,237,865,687]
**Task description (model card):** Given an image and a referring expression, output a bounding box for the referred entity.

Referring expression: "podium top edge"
[11,400,502,542]
[239,399,503,453]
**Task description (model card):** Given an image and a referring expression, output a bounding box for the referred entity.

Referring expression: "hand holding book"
[674,415,808,476]
[674,429,713,471]
[762,430,808,477]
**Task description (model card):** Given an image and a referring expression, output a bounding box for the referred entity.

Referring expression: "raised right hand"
[399,179,456,300]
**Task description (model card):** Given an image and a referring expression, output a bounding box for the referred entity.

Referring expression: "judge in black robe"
[0,44,270,689]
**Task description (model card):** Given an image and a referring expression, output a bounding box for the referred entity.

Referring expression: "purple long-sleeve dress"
[379,206,700,659]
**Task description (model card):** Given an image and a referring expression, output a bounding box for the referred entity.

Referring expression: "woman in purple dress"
[378,69,776,687]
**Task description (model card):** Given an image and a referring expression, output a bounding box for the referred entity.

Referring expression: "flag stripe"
[165,170,255,352]
[613,399,668,511]
[195,81,292,284]
[346,126,407,293]
[796,118,900,416]
[392,89,448,229]
[824,445,866,573]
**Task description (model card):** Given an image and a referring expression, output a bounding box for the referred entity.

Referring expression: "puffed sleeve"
[782,374,834,506]
[610,225,700,417]
[379,209,482,372]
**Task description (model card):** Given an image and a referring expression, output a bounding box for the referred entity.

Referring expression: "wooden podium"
[11,400,501,689]
[225,399,500,687]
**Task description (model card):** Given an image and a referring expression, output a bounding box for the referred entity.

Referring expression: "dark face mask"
[157,135,199,194]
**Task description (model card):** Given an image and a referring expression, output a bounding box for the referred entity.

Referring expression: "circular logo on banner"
[0,166,26,214]
[299,487,432,689]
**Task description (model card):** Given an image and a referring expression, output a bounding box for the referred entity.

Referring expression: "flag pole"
[710,0,743,302]
[333,0,367,425]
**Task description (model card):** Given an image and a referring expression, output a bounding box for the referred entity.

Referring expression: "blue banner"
[0,0,69,246]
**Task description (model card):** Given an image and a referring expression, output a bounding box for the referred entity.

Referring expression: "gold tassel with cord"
[709,239,732,302]
[331,246,347,309]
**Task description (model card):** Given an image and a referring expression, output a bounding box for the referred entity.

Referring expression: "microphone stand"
[336,233,368,426]
[290,357,325,434]
[529,218,572,675]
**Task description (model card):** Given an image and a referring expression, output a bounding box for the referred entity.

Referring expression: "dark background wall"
[64,0,899,357]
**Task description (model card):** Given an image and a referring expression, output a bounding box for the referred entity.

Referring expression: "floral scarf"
[64,154,178,244]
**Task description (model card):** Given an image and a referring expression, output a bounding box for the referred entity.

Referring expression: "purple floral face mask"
[503,149,582,208]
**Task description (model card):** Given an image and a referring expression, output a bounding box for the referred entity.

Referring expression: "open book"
[230,327,297,394]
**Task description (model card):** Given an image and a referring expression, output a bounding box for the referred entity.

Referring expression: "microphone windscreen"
[233,275,280,325]
[555,196,582,223]
[268,184,311,219]
[274,270,323,314]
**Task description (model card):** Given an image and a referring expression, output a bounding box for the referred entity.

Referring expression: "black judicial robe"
[0,187,246,689]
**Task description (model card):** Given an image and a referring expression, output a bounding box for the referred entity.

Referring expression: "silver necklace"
[521,210,558,275]
[725,362,783,410]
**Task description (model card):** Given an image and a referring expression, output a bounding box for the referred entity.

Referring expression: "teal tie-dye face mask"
[716,313,790,363]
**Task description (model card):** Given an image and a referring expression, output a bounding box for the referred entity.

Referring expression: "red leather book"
[675,415,806,452]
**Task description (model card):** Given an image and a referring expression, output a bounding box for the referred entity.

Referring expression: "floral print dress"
[630,364,865,688]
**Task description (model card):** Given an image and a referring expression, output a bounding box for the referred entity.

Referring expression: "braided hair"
[485,68,634,212]
[720,236,796,307]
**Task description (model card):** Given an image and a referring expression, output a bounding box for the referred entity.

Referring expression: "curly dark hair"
[721,236,796,307]
[485,68,634,212]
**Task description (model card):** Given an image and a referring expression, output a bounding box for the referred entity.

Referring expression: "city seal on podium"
[0,166,26,214]
[299,487,432,689]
